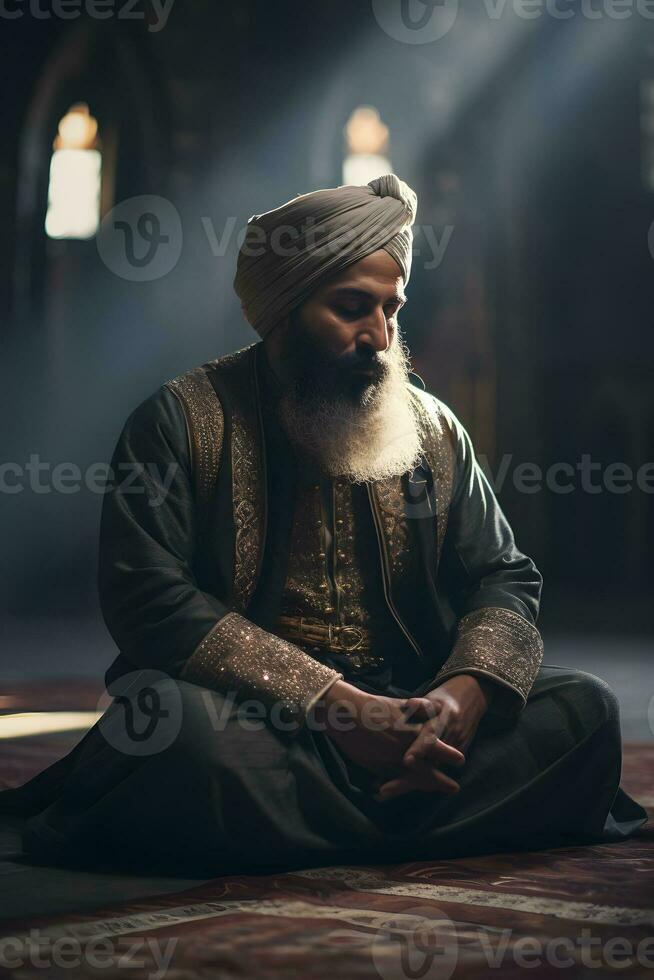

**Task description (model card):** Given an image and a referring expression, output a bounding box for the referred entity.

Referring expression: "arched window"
[342,106,392,185]
[45,103,101,240]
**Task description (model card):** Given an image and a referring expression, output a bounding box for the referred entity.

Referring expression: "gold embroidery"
[277,478,388,670]
[411,387,457,564]
[180,611,343,732]
[333,478,370,629]
[372,474,412,579]
[435,606,544,707]
[165,366,224,506]
[231,403,264,611]
[279,479,333,620]
[167,345,266,610]
[206,344,265,612]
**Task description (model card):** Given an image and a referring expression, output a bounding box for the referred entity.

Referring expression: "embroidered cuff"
[434,606,544,716]
[180,611,343,735]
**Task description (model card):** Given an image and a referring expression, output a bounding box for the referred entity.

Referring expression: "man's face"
[270,249,421,480]
[278,249,407,404]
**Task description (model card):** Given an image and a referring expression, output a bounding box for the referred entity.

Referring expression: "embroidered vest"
[165,342,457,666]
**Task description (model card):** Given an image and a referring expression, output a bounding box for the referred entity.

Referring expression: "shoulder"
[408,382,461,447]
[122,344,254,454]
[164,342,257,410]
[120,381,185,439]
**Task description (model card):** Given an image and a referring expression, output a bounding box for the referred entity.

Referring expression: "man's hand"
[372,674,494,801]
[419,673,494,754]
[308,679,465,778]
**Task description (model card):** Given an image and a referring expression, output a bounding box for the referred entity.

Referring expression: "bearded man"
[1,175,646,873]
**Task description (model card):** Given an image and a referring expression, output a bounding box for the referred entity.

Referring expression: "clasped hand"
[314,674,493,801]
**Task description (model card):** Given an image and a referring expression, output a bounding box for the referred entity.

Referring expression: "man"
[1,174,646,873]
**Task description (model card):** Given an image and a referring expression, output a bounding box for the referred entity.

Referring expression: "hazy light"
[55,103,99,151]
[343,152,393,185]
[45,103,101,239]
[0,711,103,738]
[343,105,392,184]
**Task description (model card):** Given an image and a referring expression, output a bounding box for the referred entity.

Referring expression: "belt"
[276,615,386,669]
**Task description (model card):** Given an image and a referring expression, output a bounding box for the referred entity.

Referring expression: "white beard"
[277,330,424,483]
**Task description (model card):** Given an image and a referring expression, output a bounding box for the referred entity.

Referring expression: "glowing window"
[45,102,101,239]
[343,106,392,185]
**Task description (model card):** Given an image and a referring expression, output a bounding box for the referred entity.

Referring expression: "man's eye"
[336,305,363,319]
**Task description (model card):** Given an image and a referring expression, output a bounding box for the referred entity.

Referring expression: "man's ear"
[263,315,288,367]
[267,313,290,338]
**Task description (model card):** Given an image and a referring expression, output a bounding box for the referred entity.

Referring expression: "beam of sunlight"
[0,711,103,739]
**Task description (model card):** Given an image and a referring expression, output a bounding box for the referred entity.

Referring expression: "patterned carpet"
[0,681,652,979]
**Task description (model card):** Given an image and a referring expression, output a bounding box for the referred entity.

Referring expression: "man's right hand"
[309,679,464,791]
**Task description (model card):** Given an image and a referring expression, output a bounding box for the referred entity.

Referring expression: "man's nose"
[357,309,390,353]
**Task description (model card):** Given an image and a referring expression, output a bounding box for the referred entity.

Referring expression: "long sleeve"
[433,406,544,715]
[98,385,229,675]
[179,612,343,731]
[98,384,342,732]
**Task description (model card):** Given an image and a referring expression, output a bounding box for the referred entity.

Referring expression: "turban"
[233,173,418,339]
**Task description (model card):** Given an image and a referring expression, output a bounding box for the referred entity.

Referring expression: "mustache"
[326,347,389,380]
[282,321,399,398]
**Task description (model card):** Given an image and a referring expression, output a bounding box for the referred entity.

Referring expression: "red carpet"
[1,681,652,979]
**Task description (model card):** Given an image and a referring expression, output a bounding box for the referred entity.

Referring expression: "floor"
[0,615,652,978]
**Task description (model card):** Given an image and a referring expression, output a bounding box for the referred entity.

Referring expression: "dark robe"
[0,344,647,874]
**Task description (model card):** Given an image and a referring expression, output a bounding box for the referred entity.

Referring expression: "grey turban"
[233,173,418,339]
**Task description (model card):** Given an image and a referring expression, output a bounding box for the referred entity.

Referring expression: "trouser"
[6,665,649,875]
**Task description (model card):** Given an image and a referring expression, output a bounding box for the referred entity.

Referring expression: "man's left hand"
[372,674,494,801]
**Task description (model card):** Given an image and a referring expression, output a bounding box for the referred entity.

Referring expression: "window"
[342,105,392,185]
[45,103,101,239]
